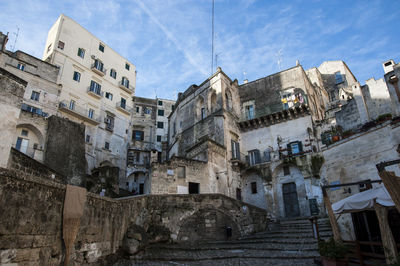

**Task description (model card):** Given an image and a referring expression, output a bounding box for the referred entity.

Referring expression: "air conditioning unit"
[91,55,96,59]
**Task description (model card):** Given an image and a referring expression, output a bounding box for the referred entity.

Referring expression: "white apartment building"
[42,14,136,178]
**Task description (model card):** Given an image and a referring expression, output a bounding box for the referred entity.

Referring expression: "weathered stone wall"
[0,67,26,168]
[0,168,268,265]
[321,122,400,240]
[8,147,65,183]
[44,115,87,186]
[335,98,362,130]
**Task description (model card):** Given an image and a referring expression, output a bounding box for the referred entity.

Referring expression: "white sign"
[167,169,174,176]
[177,185,188,194]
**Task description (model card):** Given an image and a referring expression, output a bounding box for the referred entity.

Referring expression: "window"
[30,91,40,101]
[88,108,94,119]
[330,90,336,101]
[105,92,113,100]
[173,122,176,135]
[136,106,140,113]
[384,61,392,67]
[58,41,65,50]
[85,135,91,143]
[73,71,81,82]
[121,77,129,88]
[120,97,126,109]
[17,63,25,71]
[287,141,303,155]
[77,48,85,58]
[125,63,130,70]
[104,141,110,150]
[248,149,261,165]
[93,59,104,72]
[245,105,254,119]
[105,115,114,131]
[201,107,206,119]
[21,130,28,136]
[158,100,163,106]
[177,166,186,178]
[283,165,290,176]
[335,71,343,84]
[110,69,117,79]
[89,80,102,95]
[47,44,52,52]
[133,130,144,141]
[156,135,162,142]
[231,140,240,159]
[264,148,271,162]
[251,182,257,194]
[158,109,164,116]
[144,107,151,114]
[69,100,75,110]
[157,122,164,128]
[99,43,105,52]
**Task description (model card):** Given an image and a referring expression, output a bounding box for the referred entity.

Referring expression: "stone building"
[123,96,175,194]
[0,32,60,163]
[383,59,400,116]
[42,14,136,183]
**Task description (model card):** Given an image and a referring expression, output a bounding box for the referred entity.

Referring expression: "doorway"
[189,182,200,194]
[283,182,300,217]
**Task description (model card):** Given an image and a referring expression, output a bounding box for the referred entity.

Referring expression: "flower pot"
[321,257,348,266]
[332,135,340,142]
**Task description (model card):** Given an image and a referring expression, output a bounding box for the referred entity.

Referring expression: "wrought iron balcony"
[116,101,132,115]
[87,86,103,99]
[91,63,106,76]
[58,100,101,125]
[118,81,134,94]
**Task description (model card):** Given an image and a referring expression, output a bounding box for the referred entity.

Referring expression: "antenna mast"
[11,27,19,52]
[211,0,215,75]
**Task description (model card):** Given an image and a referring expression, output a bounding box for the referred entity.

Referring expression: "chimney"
[243,79,248,84]
[296,60,300,66]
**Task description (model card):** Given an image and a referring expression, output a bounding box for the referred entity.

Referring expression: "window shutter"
[298,141,303,152]
[231,140,235,159]
[287,143,292,155]
[255,150,261,164]
[141,131,144,141]
[236,142,240,160]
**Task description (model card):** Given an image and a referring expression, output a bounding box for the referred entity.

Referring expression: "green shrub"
[318,238,348,259]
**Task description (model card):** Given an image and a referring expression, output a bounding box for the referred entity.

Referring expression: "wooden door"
[283,182,300,217]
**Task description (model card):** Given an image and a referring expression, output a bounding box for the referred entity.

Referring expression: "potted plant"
[318,238,348,266]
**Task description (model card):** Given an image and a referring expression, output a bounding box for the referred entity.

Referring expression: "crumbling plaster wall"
[362,78,392,120]
[0,168,268,265]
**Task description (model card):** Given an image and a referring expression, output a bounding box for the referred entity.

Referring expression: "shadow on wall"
[177,207,240,242]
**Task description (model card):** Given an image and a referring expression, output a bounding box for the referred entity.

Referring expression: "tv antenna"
[211,0,215,75]
[215,52,222,69]
[10,26,19,52]
[276,48,283,71]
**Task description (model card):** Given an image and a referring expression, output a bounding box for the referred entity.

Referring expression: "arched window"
[225,90,232,110]
[210,91,217,113]
[196,97,205,120]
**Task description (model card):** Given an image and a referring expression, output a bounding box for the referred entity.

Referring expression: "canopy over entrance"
[332,186,394,214]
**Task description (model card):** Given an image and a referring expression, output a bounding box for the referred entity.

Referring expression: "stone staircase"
[114,217,332,266]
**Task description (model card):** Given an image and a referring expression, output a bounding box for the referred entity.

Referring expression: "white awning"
[332,186,394,214]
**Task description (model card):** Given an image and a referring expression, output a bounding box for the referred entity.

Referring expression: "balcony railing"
[239,95,309,122]
[118,81,134,94]
[91,63,106,76]
[87,86,103,99]
[116,101,132,115]
[59,100,101,125]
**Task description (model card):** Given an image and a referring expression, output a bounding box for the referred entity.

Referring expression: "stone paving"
[112,217,332,266]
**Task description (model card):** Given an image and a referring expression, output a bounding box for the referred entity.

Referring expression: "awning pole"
[374,203,398,264]
[322,188,341,242]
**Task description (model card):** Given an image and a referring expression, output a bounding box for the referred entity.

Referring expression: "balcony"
[87,86,103,99]
[116,101,132,115]
[118,81,134,94]
[58,101,101,125]
[91,63,106,76]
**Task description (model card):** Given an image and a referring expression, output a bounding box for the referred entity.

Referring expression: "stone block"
[0,249,17,263]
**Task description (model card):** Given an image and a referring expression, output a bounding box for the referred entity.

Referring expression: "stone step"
[240,231,332,240]
[117,257,318,266]
[265,227,332,234]
[202,237,319,245]
[148,242,319,252]
[133,248,320,262]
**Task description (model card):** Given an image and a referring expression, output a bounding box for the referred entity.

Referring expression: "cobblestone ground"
[111,217,332,266]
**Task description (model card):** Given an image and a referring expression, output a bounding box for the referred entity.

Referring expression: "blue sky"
[1,0,399,100]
